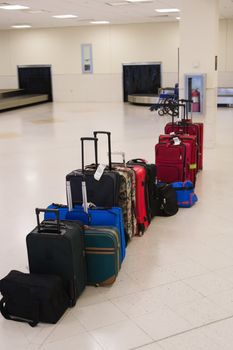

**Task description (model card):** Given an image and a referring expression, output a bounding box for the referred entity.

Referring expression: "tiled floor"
[0,102,233,349]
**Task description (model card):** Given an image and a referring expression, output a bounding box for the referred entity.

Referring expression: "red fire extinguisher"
[192,89,200,112]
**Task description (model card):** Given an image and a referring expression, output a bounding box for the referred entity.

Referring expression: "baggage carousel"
[0,89,49,112]
[128,94,159,105]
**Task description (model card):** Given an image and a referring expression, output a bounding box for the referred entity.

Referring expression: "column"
[179,0,219,148]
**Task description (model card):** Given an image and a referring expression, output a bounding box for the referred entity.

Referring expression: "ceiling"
[0,0,233,30]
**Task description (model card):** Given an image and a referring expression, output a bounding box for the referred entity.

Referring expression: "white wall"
[0,22,179,102]
[0,19,233,101]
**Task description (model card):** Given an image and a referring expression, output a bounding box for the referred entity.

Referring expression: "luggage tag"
[173,137,181,145]
[94,164,106,181]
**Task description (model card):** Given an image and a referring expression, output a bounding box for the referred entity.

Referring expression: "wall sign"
[81,44,93,74]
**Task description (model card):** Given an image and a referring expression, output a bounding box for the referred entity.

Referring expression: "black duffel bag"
[154,183,179,216]
[0,270,69,327]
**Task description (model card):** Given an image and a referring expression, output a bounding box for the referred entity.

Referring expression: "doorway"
[122,62,161,102]
[17,65,53,101]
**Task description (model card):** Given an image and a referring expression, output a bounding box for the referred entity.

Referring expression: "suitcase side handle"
[80,137,98,173]
[93,131,112,170]
[35,208,60,233]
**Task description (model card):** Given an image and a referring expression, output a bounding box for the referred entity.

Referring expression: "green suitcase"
[84,226,121,286]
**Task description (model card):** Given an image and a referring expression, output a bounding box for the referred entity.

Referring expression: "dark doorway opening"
[17,65,53,101]
[123,63,161,102]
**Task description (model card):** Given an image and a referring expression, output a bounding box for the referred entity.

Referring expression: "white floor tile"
[170,297,231,327]
[201,317,233,350]
[158,328,221,350]
[111,291,162,318]
[45,310,86,343]
[183,272,233,297]
[40,332,103,350]
[143,281,203,308]
[75,301,127,331]
[137,343,163,350]
[133,306,192,340]
[91,319,152,350]
[129,266,178,289]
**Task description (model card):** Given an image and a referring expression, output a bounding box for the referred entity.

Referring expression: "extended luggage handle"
[35,208,60,234]
[81,137,98,173]
[93,131,112,171]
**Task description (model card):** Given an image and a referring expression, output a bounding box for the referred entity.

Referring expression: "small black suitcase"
[26,208,87,306]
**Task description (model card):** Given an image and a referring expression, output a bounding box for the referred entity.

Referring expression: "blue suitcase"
[44,204,126,262]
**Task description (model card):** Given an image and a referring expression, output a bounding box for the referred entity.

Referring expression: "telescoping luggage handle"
[35,208,61,234]
[93,131,112,171]
[81,137,98,172]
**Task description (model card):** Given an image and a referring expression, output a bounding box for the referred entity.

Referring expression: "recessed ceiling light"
[155,8,180,13]
[11,24,31,28]
[90,21,110,24]
[176,16,180,20]
[0,4,29,10]
[52,14,77,19]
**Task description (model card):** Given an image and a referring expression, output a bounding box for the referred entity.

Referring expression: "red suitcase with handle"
[164,120,203,171]
[159,134,197,185]
[126,164,150,236]
[155,135,197,184]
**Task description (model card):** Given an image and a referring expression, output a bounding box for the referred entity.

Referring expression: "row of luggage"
[0,113,201,326]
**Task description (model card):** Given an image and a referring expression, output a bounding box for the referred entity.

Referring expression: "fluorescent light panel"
[0,4,29,10]
[53,14,77,19]
[90,20,110,24]
[11,24,31,28]
[156,8,180,13]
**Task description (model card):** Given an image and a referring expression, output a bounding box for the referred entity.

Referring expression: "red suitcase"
[155,137,196,184]
[164,121,203,170]
[159,134,197,185]
[127,164,150,235]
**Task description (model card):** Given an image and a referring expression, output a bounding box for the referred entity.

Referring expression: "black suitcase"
[26,208,87,306]
[127,159,157,219]
[0,270,69,327]
[66,132,122,208]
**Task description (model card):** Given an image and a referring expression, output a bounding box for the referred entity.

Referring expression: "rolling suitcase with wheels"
[26,208,87,306]
[155,139,187,183]
[126,163,150,235]
[84,226,121,286]
[66,135,122,208]
[159,134,197,185]
[127,159,157,219]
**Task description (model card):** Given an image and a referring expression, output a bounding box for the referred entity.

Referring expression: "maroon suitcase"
[127,164,150,236]
[159,134,197,185]
[155,136,196,184]
[164,121,203,170]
